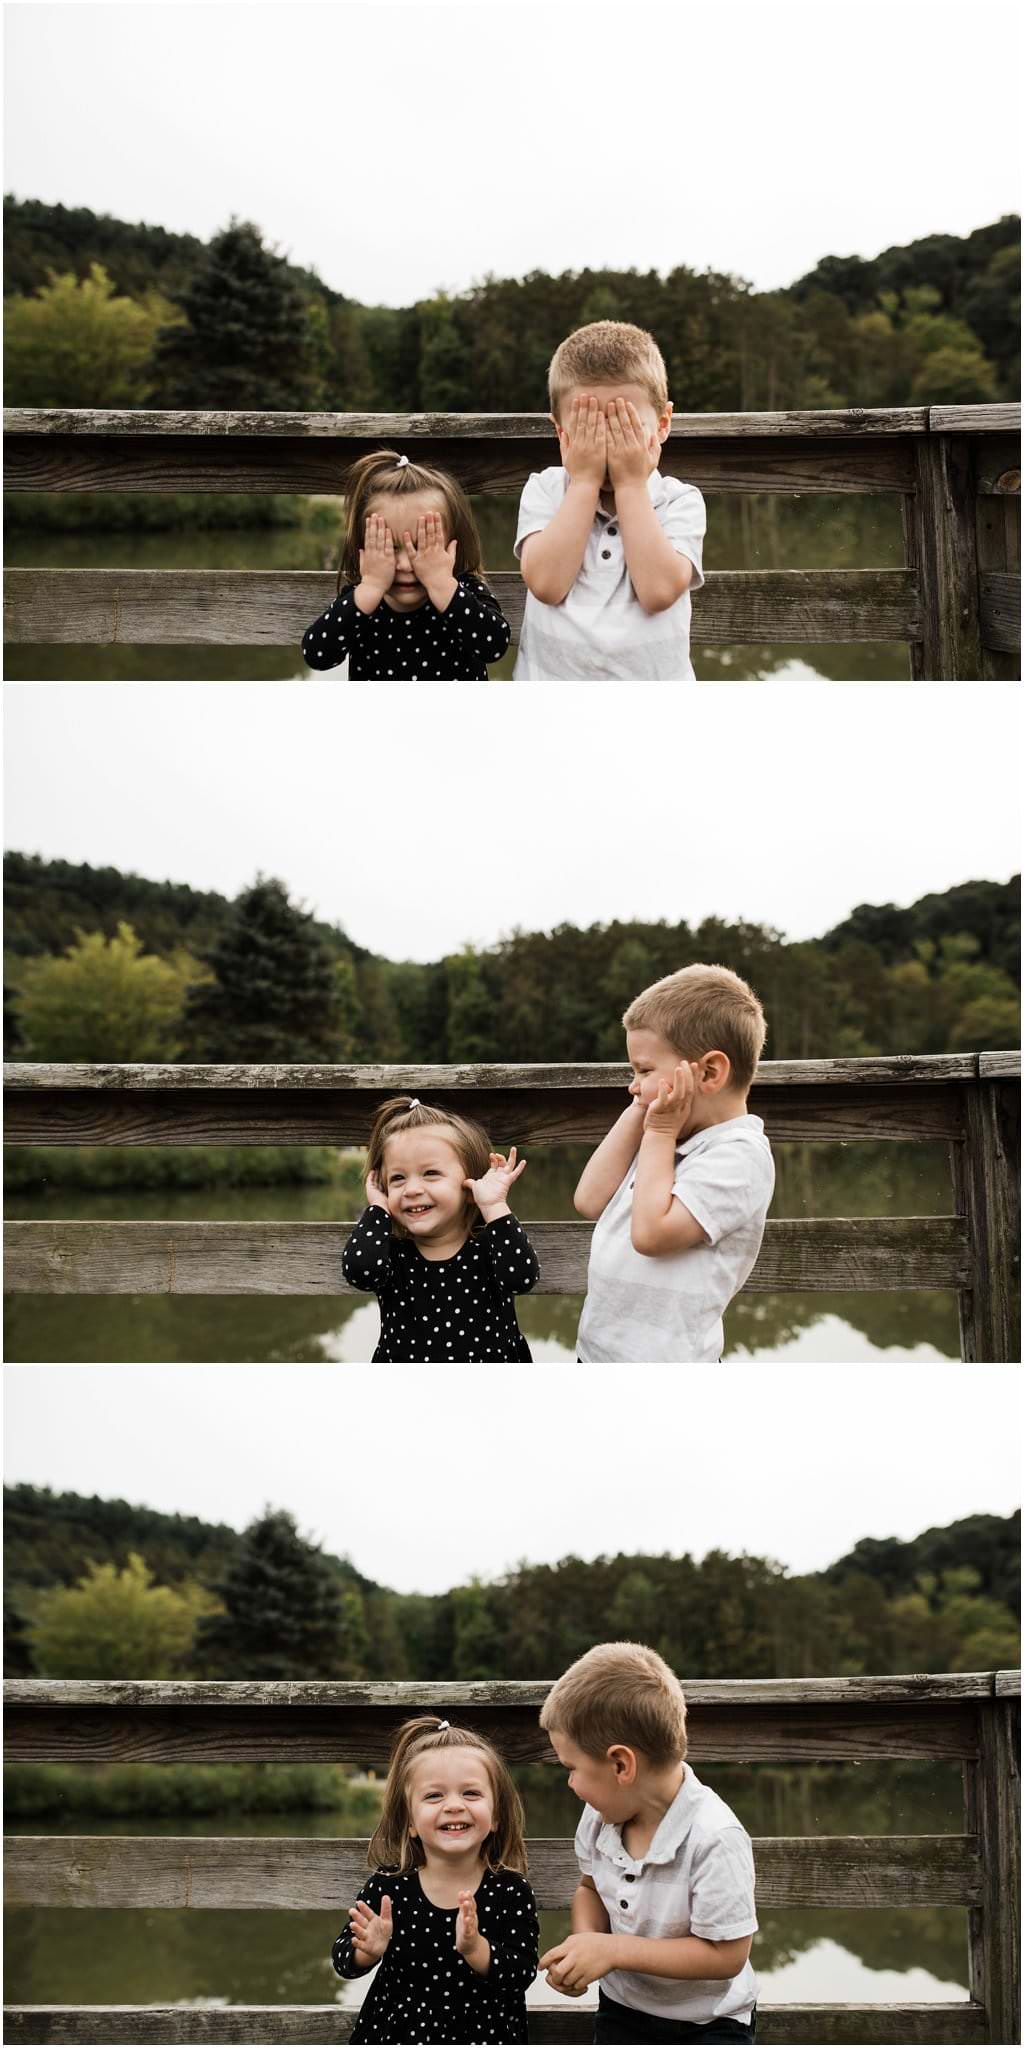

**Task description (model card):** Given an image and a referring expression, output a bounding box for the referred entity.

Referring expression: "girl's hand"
[643,1063,699,1139]
[540,1932,613,1993]
[557,392,607,489]
[403,511,458,604]
[365,1168,390,1212]
[455,1890,489,1971]
[357,514,397,604]
[464,1147,528,1220]
[605,397,659,488]
[349,1892,393,1966]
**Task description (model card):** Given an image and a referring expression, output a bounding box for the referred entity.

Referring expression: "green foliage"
[29,1553,215,1678]
[4,1761,381,1818]
[10,922,205,1060]
[4,264,181,407]
[184,876,347,1062]
[154,219,328,410]
[3,1144,345,1192]
[197,1509,352,1679]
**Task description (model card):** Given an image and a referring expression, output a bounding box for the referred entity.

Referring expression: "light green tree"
[13,922,205,1061]
[29,1555,214,1678]
[3,264,182,407]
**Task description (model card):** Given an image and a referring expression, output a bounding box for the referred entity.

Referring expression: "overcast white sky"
[4,0,1020,309]
[4,1363,1020,1592]
[4,682,1021,959]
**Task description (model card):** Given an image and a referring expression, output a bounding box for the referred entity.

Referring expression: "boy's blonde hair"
[366,1095,492,1240]
[540,1642,687,1766]
[623,963,766,1094]
[548,320,669,421]
[367,1716,528,1875]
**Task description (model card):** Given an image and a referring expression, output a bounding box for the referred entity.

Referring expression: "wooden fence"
[3,1673,1020,2044]
[4,405,1020,678]
[3,1054,1020,1362]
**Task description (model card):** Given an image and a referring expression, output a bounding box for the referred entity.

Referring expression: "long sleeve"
[485,1878,539,1993]
[480,1215,540,1295]
[342,1205,394,1293]
[436,577,511,667]
[332,1876,384,1980]
[302,586,370,670]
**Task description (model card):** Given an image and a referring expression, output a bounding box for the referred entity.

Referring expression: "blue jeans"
[594,1989,756,2045]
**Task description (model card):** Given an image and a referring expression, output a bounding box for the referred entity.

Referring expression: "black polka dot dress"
[342,1208,540,1361]
[332,1866,538,2044]
[302,577,511,679]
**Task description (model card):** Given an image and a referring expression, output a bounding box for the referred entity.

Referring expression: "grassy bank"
[4,1762,384,1818]
[5,1146,366,1194]
[4,493,339,534]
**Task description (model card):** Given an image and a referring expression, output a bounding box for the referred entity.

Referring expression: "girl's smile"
[407,1746,496,1862]
[383,1128,472,1253]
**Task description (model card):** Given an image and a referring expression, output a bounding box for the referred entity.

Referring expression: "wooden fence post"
[964,1682,1021,2044]
[952,1066,1021,1362]
[905,431,982,679]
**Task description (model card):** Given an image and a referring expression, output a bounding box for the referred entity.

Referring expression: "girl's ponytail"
[367,1717,528,1876]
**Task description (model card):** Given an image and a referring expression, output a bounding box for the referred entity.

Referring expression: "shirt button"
[601,549,612,559]
[624,1874,635,1882]
[608,526,618,536]
[620,1898,630,1909]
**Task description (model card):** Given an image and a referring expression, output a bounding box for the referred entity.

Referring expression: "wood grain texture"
[6,1056,986,1090]
[1,1214,972,1298]
[906,436,981,679]
[3,406,934,440]
[951,1080,1021,1363]
[3,567,922,648]
[0,2004,991,2046]
[978,570,1020,655]
[930,404,1021,435]
[7,1674,1002,1708]
[964,1701,1021,2043]
[3,1832,981,1912]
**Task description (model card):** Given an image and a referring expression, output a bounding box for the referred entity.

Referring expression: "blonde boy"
[576,965,774,1364]
[514,320,706,681]
[539,1643,757,2045]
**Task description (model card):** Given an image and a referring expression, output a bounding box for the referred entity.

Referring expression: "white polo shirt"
[575,1766,758,2025]
[576,1115,775,1364]
[513,467,706,680]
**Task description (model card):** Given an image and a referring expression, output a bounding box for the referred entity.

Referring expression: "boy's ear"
[656,400,674,445]
[607,1743,639,1784]
[700,1050,732,1093]
[548,411,562,436]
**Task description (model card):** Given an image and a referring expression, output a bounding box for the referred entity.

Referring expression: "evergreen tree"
[184,876,344,1061]
[197,1510,346,1678]
[154,218,327,409]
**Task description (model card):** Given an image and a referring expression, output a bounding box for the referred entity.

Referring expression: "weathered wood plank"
[2,1832,981,1912]
[930,404,1021,435]
[4,1676,989,1765]
[978,1052,1022,1080]
[1,1214,971,1298]
[994,1670,1022,1698]
[964,1701,1021,2044]
[3,567,923,648]
[1,431,919,497]
[905,436,981,679]
[978,570,1020,655]
[5,1058,988,1150]
[974,437,1021,498]
[951,1081,1021,1363]
[3,407,934,440]
[975,452,1021,676]
[0,2004,991,2046]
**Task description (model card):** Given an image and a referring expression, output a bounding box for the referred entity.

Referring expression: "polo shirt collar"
[594,1764,702,1870]
[595,469,666,521]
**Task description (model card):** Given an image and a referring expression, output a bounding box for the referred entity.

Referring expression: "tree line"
[4,1486,1018,1685]
[4,198,1019,414]
[3,854,1019,1066]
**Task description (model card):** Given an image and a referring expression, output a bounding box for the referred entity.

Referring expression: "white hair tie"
[395,453,410,468]
[407,1097,421,1108]
[437,1719,450,1731]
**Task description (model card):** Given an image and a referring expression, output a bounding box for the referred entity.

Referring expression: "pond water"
[4,494,910,682]
[3,1763,971,2011]
[4,1142,961,1363]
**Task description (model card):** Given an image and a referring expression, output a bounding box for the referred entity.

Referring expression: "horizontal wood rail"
[4,1056,1019,1359]
[4,1676,1018,2046]
[4,405,1019,676]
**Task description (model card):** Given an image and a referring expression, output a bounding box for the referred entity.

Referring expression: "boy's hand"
[365,1169,390,1211]
[605,397,659,488]
[540,1932,615,1993]
[455,1889,489,1970]
[403,511,458,602]
[643,1062,700,1139]
[358,514,397,602]
[349,1892,393,1966]
[464,1147,527,1219]
[557,394,608,489]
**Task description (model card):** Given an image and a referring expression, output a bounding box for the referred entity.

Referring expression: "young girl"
[332,1715,539,2044]
[342,1096,540,1362]
[302,451,512,679]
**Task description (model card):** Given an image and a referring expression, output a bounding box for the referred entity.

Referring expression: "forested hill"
[4,196,1018,411]
[4,1483,1019,1683]
[3,853,1019,1064]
